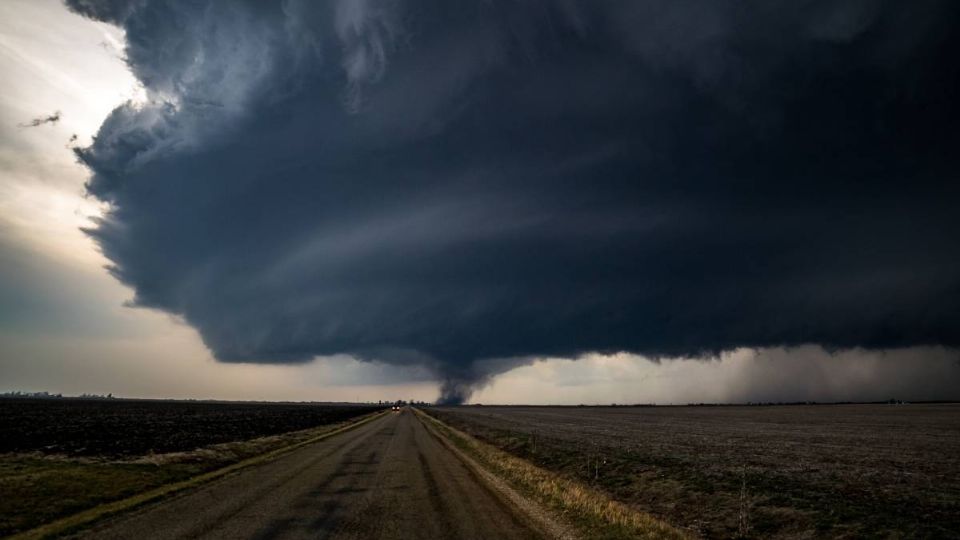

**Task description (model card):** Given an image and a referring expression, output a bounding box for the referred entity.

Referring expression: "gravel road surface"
[74,409,543,540]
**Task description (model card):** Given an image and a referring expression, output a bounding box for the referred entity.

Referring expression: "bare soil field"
[0,398,380,457]
[0,398,380,536]
[427,404,960,539]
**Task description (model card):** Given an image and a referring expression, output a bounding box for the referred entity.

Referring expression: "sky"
[1,0,958,404]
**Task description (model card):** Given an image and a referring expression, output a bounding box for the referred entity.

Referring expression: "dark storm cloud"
[66,0,960,403]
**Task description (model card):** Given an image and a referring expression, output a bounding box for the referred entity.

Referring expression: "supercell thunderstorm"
[67,0,960,403]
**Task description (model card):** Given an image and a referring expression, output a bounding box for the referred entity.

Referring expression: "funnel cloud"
[66,0,960,403]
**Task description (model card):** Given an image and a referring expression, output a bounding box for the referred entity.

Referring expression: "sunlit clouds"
[0,0,142,266]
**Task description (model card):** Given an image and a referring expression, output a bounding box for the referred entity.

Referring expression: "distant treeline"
[2,391,66,399]
[1,391,117,399]
[0,392,394,406]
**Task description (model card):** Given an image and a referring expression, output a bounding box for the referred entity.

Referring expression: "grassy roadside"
[415,408,688,540]
[427,406,960,538]
[3,410,388,539]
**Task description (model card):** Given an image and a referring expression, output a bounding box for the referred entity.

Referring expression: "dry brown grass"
[2,410,388,538]
[429,404,960,539]
[417,408,688,540]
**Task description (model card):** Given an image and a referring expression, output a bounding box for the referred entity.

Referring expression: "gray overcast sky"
[1,0,958,403]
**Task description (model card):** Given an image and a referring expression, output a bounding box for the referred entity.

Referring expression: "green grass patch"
[0,457,199,536]
[2,409,388,539]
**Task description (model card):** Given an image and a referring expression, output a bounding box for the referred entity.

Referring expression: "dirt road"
[73,409,543,540]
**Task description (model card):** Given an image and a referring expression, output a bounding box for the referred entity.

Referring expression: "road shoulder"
[10,410,389,540]
[414,408,688,540]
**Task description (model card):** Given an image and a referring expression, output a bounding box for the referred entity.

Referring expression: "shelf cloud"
[66,0,960,403]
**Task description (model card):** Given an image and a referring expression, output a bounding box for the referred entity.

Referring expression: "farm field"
[427,404,960,539]
[0,398,380,535]
[0,398,381,457]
